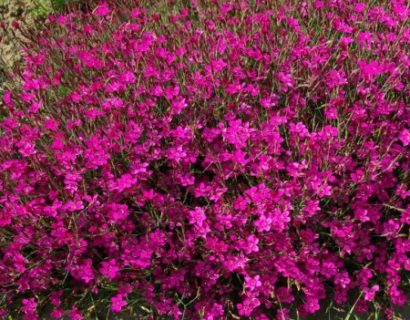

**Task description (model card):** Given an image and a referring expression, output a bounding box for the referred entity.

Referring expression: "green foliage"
[52,0,67,11]
[30,0,69,17]
[30,0,53,17]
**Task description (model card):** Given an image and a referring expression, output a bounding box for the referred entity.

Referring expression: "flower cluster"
[0,0,409,319]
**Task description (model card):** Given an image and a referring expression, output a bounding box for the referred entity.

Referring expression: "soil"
[0,0,30,68]
[0,0,50,92]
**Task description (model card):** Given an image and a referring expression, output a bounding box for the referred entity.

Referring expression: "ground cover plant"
[0,0,409,319]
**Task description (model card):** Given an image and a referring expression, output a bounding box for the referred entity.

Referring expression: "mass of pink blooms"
[0,0,409,319]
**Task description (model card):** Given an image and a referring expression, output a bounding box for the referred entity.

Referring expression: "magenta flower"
[111,294,127,313]
[100,259,119,280]
[0,0,409,318]
[21,298,37,319]
[106,203,130,222]
[398,129,410,146]
[94,2,110,17]
[188,207,206,227]
[237,296,261,317]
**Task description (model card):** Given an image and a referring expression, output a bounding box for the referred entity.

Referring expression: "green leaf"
[56,85,71,98]
[52,0,67,10]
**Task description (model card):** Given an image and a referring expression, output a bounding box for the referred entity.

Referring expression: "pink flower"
[120,70,136,84]
[260,94,279,109]
[67,306,83,320]
[3,90,12,105]
[238,235,259,254]
[383,219,400,239]
[44,118,59,131]
[110,173,136,192]
[100,259,119,280]
[0,210,11,227]
[364,285,379,301]
[188,207,206,226]
[21,298,37,319]
[335,271,351,289]
[171,97,188,114]
[75,259,94,284]
[111,294,127,313]
[106,203,130,222]
[50,308,64,319]
[326,70,348,89]
[398,128,410,146]
[358,60,384,81]
[167,145,187,162]
[276,308,290,320]
[94,2,110,16]
[244,275,262,291]
[1,1,409,318]
[237,297,261,317]
[255,214,272,232]
[354,3,366,13]
[28,101,42,113]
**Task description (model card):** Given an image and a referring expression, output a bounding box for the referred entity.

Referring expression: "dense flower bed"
[0,0,409,319]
